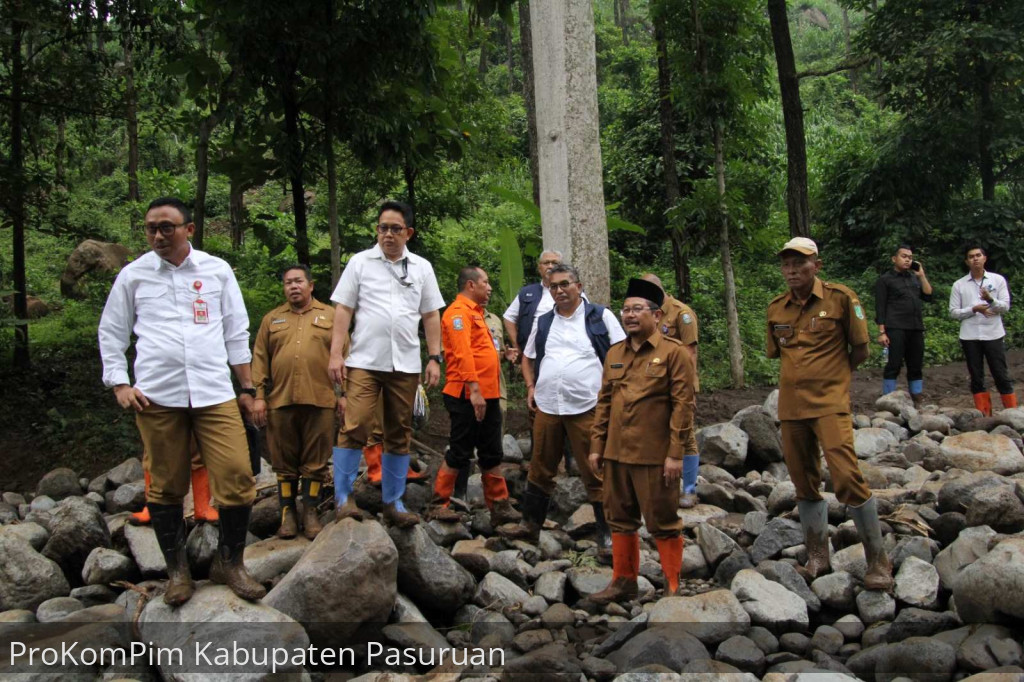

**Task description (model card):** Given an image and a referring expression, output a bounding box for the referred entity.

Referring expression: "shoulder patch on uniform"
[682,313,692,324]
[854,304,864,320]
[662,336,683,346]
[452,316,464,331]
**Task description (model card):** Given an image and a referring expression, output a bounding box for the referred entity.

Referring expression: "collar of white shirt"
[368,242,410,264]
[151,243,208,271]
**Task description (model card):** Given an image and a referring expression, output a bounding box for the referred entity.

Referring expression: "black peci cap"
[624,278,665,307]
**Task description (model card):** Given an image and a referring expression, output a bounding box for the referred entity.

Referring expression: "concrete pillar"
[531,0,611,304]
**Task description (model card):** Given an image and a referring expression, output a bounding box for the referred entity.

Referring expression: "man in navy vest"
[499,264,625,546]
[502,250,563,356]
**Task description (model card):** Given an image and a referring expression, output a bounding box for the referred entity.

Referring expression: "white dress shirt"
[524,302,626,415]
[949,271,1011,341]
[503,286,555,323]
[331,243,444,374]
[99,247,251,408]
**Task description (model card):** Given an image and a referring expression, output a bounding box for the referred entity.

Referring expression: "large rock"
[0,535,70,610]
[952,537,1024,623]
[243,536,310,584]
[749,518,803,564]
[965,485,1024,532]
[857,589,896,623]
[0,521,48,550]
[60,239,130,299]
[107,481,146,514]
[648,590,750,644]
[763,390,780,422]
[549,477,587,524]
[854,429,899,458]
[757,561,820,612]
[940,432,1024,475]
[731,569,808,633]
[124,523,167,576]
[607,625,711,672]
[698,423,749,471]
[894,556,940,610]
[936,471,1006,514]
[767,482,798,516]
[139,584,310,681]
[81,547,136,585]
[36,467,81,500]
[264,519,397,648]
[956,624,1024,671]
[106,458,144,488]
[503,643,582,681]
[42,497,111,581]
[737,411,783,466]
[874,637,957,682]
[876,390,914,417]
[389,524,475,616]
[474,571,528,608]
[811,572,857,611]
[695,522,740,567]
[933,525,996,591]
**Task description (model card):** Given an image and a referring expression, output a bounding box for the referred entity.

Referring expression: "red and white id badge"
[193,299,209,324]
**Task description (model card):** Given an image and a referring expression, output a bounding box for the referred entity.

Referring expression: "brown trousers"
[528,409,604,503]
[337,368,419,454]
[781,413,871,506]
[136,400,254,506]
[602,459,682,539]
[268,405,334,480]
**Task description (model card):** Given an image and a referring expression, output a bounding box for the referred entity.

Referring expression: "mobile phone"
[910,261,920,271]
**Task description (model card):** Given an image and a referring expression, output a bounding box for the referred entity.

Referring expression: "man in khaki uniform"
[766,237,892,591]
[588,278,696,604]
[251,264,336,540]
[642,273,701,507]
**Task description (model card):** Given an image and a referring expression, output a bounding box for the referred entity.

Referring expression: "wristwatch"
[238,387,257,398]
[428,354,444,364]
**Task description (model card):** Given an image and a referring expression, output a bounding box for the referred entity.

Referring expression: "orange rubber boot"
[1001,393,1018,409]
[428,466,461,521]
[130,470,152,525]
[655,535,685,596]
[482,472,522,526]
[364,443,384,485]
[974,392,992,417]
[192,466,219,523]
[589,533,640,605]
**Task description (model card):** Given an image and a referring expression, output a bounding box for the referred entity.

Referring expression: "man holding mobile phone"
[874,244,933,406]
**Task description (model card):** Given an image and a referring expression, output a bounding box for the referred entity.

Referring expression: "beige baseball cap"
[778,237,818,256]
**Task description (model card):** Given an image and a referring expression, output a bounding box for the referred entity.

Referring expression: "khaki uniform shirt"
[252,299,336,409]
[484,311,508,400]
[590,331,696,464]
[766,278,869,420]
[660,294,699,392]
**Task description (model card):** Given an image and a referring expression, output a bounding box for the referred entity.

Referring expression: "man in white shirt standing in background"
[949,244,1015,415]
[499,263,625,551]
[99,196,265,607]
[328,200,445,528]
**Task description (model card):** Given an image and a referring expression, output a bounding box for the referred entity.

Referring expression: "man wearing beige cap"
[766,237,893,592]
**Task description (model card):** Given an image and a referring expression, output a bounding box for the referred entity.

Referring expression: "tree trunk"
[478,19,490,76]
[124,27,140,226]
[96,0,107,53]
[969,0,995,200]
[404,162,417,216]
[10,4,29,368]
[768,0,811,238]
[504,19,515,93]
[55,114,67,186]
[654,15,690,301]
[282,80,310,266]
[327,120,341,288]
[229,180,245,249]
[714,121,744,388]
[619,0,631,45]
[193,116,212,249]
[842,8,857,93]
[518,0,541,206]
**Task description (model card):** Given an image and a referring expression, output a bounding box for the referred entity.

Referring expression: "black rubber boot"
[497,482,549,543]
[148,503,194,606]
[592,501,613,565]
[210,505,266,601]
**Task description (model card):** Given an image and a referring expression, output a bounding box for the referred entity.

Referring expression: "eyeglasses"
[377,223,408,235]
[144,222,186,236]
[620,305,657,316]
[549,280,577,291]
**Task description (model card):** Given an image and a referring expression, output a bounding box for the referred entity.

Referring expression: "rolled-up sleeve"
[221,270,252,365]
[98,272,134,388]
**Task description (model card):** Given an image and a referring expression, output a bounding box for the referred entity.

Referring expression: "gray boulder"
[716,634,766,675]
[42,497,111,580]
[0,535,70,610]
[940,432,1024,475]
[695,522,740,567]
[503,642,582,681]
[854,429,899,458]
[35,595,83,622]
[81,547,136,585]
[243,536,310,584]
[264,518,398,649]
[749,518,803,564]
[474,571,528,608]
[811,572,857,611]
[107,482,146,514]
[738,411,784,465]
[763,390,780,422]
[534,571,566,603]
[106,458,144,487]
[874,636,957,682]
[757,560,821,612]
[767,482,798,515]
[698,423,749,471]
[648,590,750,644]
[965,484,1024,532]
[731,569,809,633]
[502,433,524,463]
[0,521,48,550]
[37,467,81,500]
[933,525,997,591]
[389,524,475,616]
[894,556,940,610]
[124,523,166,576]
[549,477,587,524]
[952,537,1024,623]
[608,625,711,672]
[956,624,1024,671]
[857,589,896,623]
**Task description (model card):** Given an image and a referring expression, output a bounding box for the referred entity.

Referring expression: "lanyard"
[385,258,412,288]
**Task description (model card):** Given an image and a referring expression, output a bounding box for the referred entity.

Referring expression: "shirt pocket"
[134,284,172,318]
[197,287,223,322]
[606,364,626,384]
[310,315,332,346]
[808,315,838,333]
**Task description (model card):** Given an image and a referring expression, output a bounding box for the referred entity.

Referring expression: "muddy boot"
[210,505,266,601]
[301,479,324,539]
[483,472,521,526]
[497,482,548,543]
[191,466,219,523]
[333,447,366,521]
[454,461,472,500]
[796,499,831,582]
[148,503,194,606]
[382,453,419,528]
[427,465,463,522]
[655,535,684,597]
[850,496,894,592]
[130,470,152,525]
[593,501,612,565]
[276,478,299,539]
[590,533,640,605]
[911,393,924,408]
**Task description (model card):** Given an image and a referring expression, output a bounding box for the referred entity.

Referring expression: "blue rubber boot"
[882,379,897,395]
[680,455,700,508]
[333,447,365,520]
[381,453,419,527]
[909,380,924,406]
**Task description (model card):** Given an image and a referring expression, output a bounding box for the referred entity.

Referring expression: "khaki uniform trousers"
[781,413,871,506]
[602,459,682,539]
[136,400,255,506]
[337,368,419,454]
[267,405,334,480]
[528,409,603,503]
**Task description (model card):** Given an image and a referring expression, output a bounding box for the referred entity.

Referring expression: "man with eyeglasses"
[328,200,444,527]
[588,278,695,604]
[499,264,624,550]
[99,196,264,606]
[502,250,563,359]
[767,237,892,592]
[250,264,336,541]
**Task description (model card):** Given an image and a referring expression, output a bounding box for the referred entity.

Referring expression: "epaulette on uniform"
[661,335,683,346]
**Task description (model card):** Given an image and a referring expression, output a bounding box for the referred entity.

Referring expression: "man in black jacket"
[874,245,933,405]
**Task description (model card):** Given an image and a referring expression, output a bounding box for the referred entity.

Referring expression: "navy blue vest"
[533,302,611,375]
[515,282,546,351]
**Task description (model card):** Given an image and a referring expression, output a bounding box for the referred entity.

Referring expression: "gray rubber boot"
[849,496,894,592]
[796,498,831,582]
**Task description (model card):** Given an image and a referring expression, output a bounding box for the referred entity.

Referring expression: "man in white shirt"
[502,250,562,356]
[949,245,1015,415]
[499,264,626,547]
[98,197,264,606]
[328,200,445,527]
